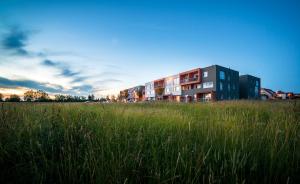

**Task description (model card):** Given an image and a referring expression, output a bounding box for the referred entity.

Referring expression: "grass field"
[0,101,299,183]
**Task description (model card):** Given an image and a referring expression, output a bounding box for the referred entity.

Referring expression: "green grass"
[0,101,299,183]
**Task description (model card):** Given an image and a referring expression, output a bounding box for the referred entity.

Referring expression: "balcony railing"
[180,77,198,84]
[154,84,165,88]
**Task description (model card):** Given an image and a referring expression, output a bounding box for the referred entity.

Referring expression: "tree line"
[0,90,117,102]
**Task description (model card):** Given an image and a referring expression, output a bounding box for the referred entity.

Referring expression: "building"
[120,64,260,102]
[239,75,261,99]
[120,85,145,102]
[261,88,275,100]
[180,65,239,102]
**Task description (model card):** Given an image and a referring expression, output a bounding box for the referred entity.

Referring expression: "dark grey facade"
[239,75,261,99]
[181,65,239,101]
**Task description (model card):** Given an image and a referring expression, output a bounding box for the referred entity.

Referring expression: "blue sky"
[0,0,299,97]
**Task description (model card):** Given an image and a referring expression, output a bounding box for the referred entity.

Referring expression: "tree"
[35,90,49,102]
[6,94,21,102]
[55,94,66,102]
[99,97,107,103]
[24,90,50,102]
[88,94,95,101]
[24,90,35,102]
[111,95,117,102]
[106,95,110,102]
[0,93,3,102]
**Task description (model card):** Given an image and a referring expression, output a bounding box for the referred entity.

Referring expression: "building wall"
[164,74,181,96]
[145,81,155,100]
[215,65,239,100]
[127,85,145,102]
[239,75,261,99]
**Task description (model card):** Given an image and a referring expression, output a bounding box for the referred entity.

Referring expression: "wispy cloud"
[1,25,31,56]
[41,59,84,82]
[0,76,92,95]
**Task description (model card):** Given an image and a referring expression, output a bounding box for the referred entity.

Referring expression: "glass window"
[203,71,208,78]
[203,82,213,88]
[220,82,223,91]
[220,71,225,80]
[255,86,259,96]
[256,80,259,86]
[196,84,201,89]
[228,84,230,92]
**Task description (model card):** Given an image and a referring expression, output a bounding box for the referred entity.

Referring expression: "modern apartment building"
[123,85,145,102]
[120,65,259,102]
[180,65,239,101]
[239,75,261,99]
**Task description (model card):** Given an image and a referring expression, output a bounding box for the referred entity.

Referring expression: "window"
[228,75,230,81]
[233,84,236,90]
[203,71,208,78]
[196,84,201,89]
[203,82,213,88]
[174,78,179,85]
[219,71,225,80]
[220,82,223,91]
[175,86,180,91]
[228,84,230,92]
[255,86,259,96]
[256,80,259,86]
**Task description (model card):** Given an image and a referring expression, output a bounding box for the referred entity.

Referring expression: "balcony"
[180,77,198,84]
[154,78,165,89]
[179,68,201,85]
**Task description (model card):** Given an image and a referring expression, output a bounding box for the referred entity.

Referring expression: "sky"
[0,0,299,98]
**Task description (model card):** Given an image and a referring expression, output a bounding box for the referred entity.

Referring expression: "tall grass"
[0,101,299,183]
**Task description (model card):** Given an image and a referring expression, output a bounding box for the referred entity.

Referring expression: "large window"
[203,82,213,88]
[220,82,223,91]
[203,71,208,78]
[219,71,225,80]
[255,86,259,96]
[228,84,230,92]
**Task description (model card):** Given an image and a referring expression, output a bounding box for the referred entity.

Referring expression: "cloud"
[1,26,31,56]
[42,59,57,66]
[41,59,84,81]
[0,76,92,95]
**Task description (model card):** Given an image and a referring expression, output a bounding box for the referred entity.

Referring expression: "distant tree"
[24,90,35,102]
[88,94,95,101]
[99,97,107,103]
[106,95,110,102]
[35,90,50,102]
[55,94,66,102]
[111,95,117,102]
[0,93,3,102]
[24,90,50,102]
[6,94,21,102]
